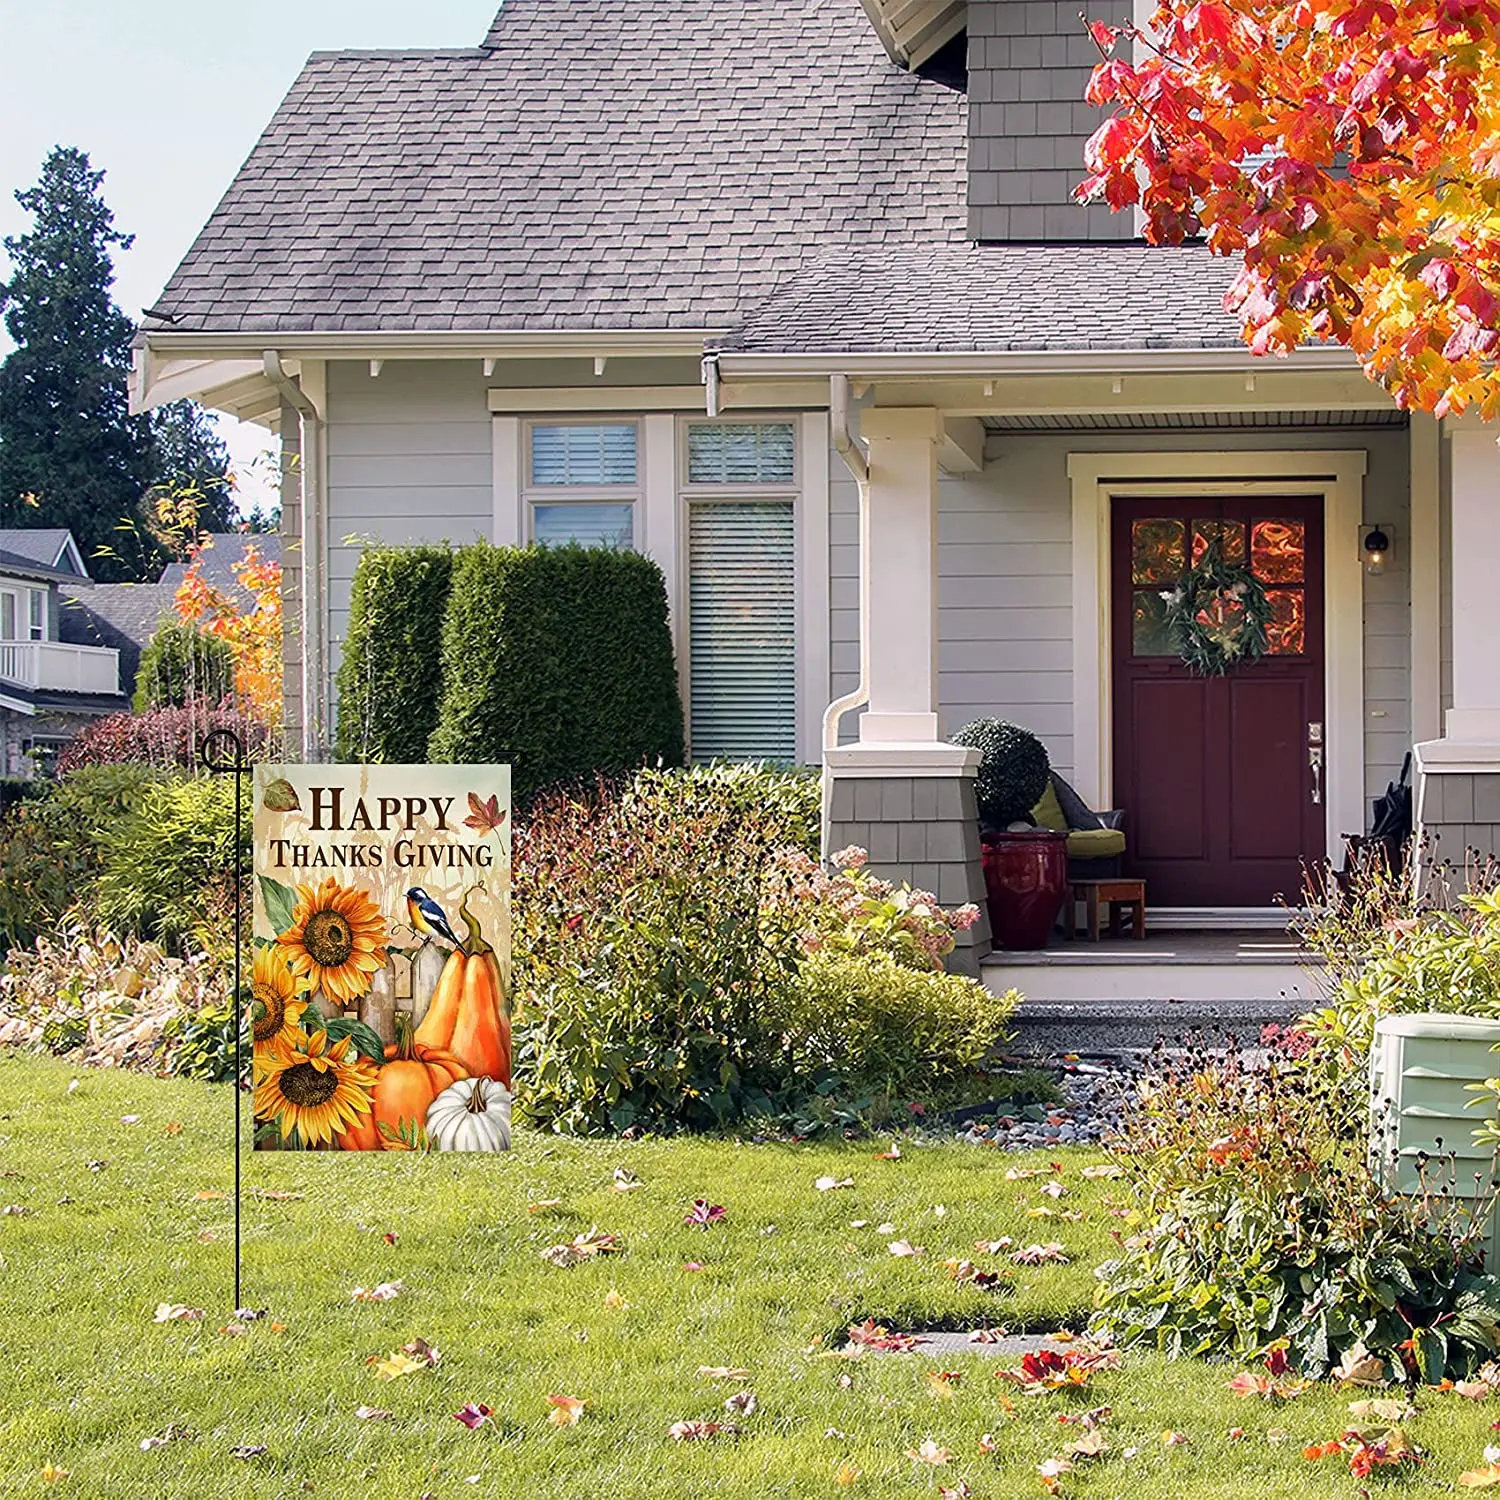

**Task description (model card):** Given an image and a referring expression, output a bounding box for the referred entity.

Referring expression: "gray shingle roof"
[0,529,87,580]
[159,533,281,600]
[719,242,1246,354]
[148,1,968,334]
[58,585,177,698]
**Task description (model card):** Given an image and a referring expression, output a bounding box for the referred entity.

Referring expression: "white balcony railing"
[0,640,120,696]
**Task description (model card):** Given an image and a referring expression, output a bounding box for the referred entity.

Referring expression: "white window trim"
[0,588,18,642]
[27,588,45,642]
[518,417,642,548]
[678,413,823,764]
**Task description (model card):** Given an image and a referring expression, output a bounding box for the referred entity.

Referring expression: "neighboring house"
[0,530,125,776]
[129,1,1480,968]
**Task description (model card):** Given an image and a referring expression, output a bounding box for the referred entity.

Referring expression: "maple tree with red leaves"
[1079,0,1500,417]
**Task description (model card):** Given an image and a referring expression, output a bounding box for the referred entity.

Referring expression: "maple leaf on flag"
[463,791,507,834]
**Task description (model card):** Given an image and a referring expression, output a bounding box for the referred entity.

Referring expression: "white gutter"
[142,328,719,361]
[262,352,326,764]
[717,345,1362,380]
[820,375,871,861]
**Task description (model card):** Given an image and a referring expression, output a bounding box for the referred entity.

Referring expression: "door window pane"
[687,423,795,485]
[532,503,634,549]
[1252,519,1305,583]
[1265,589,1306,655]
[27,590,44,641]
[1132,590,1177,656]
[1192,519,1246,565]
[1131,518,1185,585]
[530,424,637,486]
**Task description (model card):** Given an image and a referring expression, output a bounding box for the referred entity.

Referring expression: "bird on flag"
[405,887,461,948]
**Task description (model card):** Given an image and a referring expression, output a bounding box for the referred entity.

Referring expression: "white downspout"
[263,351,325,763]
[821,374,871,860]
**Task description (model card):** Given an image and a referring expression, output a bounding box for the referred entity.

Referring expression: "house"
[0,530,126,776]
[130,0,1480,977]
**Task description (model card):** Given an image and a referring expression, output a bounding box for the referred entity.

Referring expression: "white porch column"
[823,406,991,970]
[858,406,944,744]
[1415,420,1500,878]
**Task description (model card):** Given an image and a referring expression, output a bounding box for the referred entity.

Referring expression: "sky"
[0,0,500,518]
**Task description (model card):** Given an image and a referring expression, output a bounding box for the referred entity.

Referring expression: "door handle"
[1309,744,1324,805]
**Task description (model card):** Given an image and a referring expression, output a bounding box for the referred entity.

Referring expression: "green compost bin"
[1369,1013,1500,1268]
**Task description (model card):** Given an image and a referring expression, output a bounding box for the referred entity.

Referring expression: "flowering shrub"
[0,924,232,1077]
[767,846,979,970]
[57,703,273,775]
[1096,1045,1500,1380]
[514,769,996,1134]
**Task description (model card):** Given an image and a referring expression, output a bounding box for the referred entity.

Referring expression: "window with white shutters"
[683,420,799,764]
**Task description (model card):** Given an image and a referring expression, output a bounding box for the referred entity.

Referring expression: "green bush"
[513,768,985,1135]
[627,762,821,857]
[93,774,244,949]
[335,544,453,762]
[429,543,683,801]
[781,951,1016,1104]
[0,763,161,946]
[1095,1049,1500,1380]
[132,617,235,711]
[952,717,1050,828]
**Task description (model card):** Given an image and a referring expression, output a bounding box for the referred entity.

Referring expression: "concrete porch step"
[981,928,1325,1055]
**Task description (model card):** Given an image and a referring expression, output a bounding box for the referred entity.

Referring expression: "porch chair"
[1030,772,1126,880]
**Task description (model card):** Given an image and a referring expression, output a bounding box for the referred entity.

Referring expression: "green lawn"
[4,1053,1500,1497]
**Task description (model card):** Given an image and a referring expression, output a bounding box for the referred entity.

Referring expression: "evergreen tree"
[0,147,154,581]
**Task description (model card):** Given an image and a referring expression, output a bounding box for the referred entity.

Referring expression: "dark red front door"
[1111,498,1325,907]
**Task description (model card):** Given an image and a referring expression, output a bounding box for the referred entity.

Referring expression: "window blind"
[532,503,635,550]
[688,500,796,763]
[530,423,637,486]
[687,422,795,485]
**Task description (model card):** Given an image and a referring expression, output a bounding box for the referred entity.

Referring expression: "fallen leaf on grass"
[1037,1456,1072,1491]
[1080,1163,1123,1179]
[611,1168,643,1193]
[875,1143,902,1160]
[164,1122,182,1137]
[1227,1426,1247,1441]
[685,1200,726,1229]
[945,1258,1005,1288]
[541,1228,623,1267]
[528,1199,564,1213]
[383,1232,398,1246]
[1057,1405,1112,1429]
[995,1348,1120,1395]
[698,1366,752,1381]
[1004,1167,1049,1181]
[876,1222,897,1235]
[887,1239,924,1257]
[1457,1381,1495,1401]
[152,1303,204,1323]
[351,1281,404,1302]
[354,1406,392,1421]
[453,1403,493,1429]
[974,1238,1014,1254]
[682,1262,705,1272]
[191,1190,226,1202]
[1009,1242,1069,1266]
[938,1484,972,1499]
[906,1438,951,1465]
[816,1176,854,1192]
[724,1391,757,1417]
[230,1444,267,1460]
[968,1326,1008,1343]
[1333,1342,1386,1387]
[927,1370,963,1397]
[1067,1429,1108,1459]
[547,1395,586,1427]
[40,1463,70,1483]
[1039,1181,1068,1199]
[249,1188,303,1202]
[603,1289,630,1310]
[977,1433,998,1454]
[120,1115,140,1125]
[3,1204,32,1216]
[1349,1398,1416,1423]
[86,1159,106,1172]
[1460,1464,1500,1488]
[669,1420,737,1441]
[1162,1430,1190,1446]
[834,1462,861,1485]
[845,1320,924,1352]
[1226,1370,1309,1401]
[371,1338,441,1379]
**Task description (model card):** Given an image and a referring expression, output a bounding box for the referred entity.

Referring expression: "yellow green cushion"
[1031,781,1068,832]
[1066,827,1126,860]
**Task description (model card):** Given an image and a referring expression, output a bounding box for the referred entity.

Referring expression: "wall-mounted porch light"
[1362,524,1392,576]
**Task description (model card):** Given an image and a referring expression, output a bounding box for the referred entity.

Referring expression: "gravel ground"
[952,1058,1139,1151]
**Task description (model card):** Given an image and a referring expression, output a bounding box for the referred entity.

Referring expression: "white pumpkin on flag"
[425,1076,512,1152]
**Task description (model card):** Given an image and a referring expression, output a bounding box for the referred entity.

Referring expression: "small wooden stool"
[1065,878,1147,941]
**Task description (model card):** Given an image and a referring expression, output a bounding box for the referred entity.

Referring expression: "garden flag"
[251,764,512,1153]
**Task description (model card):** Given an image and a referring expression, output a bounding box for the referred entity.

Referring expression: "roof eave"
[859,0,966,69]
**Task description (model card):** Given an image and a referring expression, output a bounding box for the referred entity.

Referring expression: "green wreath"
[1162,539,1272,676]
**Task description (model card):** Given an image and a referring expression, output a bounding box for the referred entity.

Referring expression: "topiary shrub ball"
[952,717,1051,829]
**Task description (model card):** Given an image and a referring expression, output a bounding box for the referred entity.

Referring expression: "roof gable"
[147,0,966,335]
[0,529,88,578]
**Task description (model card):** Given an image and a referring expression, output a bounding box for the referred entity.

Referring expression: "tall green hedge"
[132,618,235,711]
[428,543,684,800]
[334,544,453,763]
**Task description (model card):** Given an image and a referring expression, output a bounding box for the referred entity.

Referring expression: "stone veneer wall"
[828,774,993,974]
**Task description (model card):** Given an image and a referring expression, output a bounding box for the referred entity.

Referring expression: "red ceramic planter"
[981,829,1069,951]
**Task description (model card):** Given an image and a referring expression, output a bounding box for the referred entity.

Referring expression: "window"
[683,421,799,763]
[27,589,44,641]
[0,592,15,642]
[524,422,639,549]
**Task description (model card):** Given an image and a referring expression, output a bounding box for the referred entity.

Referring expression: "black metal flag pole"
[199,728,248,1313]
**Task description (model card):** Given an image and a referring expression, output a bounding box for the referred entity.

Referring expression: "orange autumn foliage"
[173,539,283,730]
[1079,1,1500,417]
